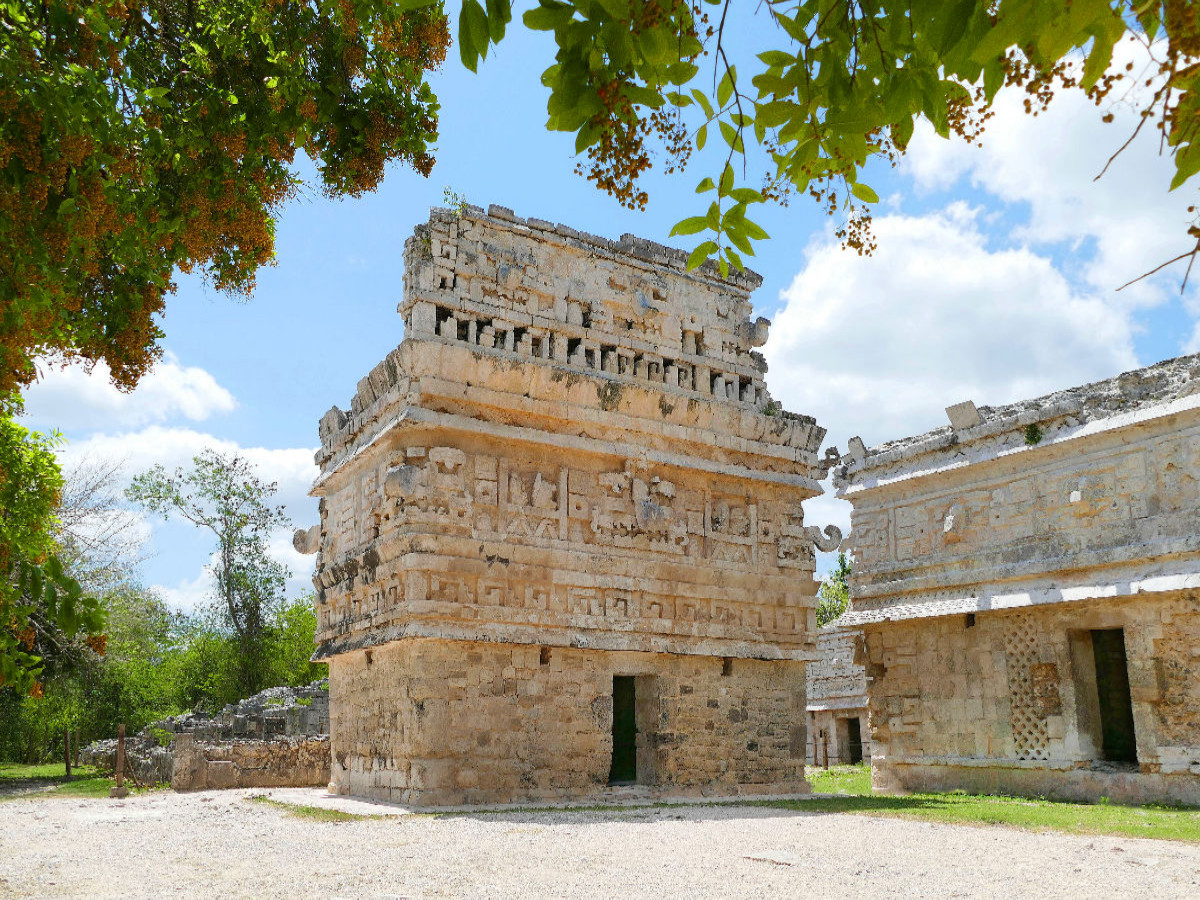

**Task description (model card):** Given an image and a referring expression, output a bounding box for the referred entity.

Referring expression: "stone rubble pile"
[80,680,329,786]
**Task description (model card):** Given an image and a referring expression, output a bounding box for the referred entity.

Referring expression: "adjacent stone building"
[299,205,835,806]
[834,355,1200,805]
[806,627,870,766]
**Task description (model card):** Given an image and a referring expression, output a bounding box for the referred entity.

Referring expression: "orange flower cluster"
[1,0,450,396]
[574,1,704,211]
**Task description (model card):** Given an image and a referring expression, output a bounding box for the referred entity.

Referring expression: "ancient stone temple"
[298,204,834,806]
[834,355,1200,805]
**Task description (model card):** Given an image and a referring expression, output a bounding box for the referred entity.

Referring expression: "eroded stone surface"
[835,353,1200,805]
[171,734,331,792]
[308,206,828,806]
[805,628,870,766]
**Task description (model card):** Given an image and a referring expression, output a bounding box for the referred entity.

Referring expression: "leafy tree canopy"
[455,0,1199,278]
[0,0,450,396]
[0,415,105,695]
[816,550,851,627]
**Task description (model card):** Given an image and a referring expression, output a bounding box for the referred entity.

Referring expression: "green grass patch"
[247,794,384,822]
[0,762,156,800]
[0,762,84,782]
[785,764,1200,843]
[0,762,112,800]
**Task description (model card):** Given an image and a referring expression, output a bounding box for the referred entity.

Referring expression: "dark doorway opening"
[1091,628,1138,763]
[846,717,864,764]
[609,676,637,784]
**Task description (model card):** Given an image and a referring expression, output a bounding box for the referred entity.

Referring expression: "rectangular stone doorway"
[609,676,637,784]
[1091,629,1138,764]
[846,717,864,764]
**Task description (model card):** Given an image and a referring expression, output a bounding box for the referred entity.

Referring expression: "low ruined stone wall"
[80,737,173,786]
[171,734,331,792]
[81,681,331,790]
[329,638,809,807]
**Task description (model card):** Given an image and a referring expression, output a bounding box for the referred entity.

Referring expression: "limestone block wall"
[808,628,866,706]
[861,593,1200,805]
[329,638,808,807]
[171,734,331,792]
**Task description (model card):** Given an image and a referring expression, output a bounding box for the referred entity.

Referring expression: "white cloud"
[23,352,236,433]
[152,569,213,616]
[766,205,1138,454]
[60,426,319,523]
[148,528,314,616]
[905,39,1197,315]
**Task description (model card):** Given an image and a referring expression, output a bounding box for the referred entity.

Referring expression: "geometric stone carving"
[1004,615,1051,761]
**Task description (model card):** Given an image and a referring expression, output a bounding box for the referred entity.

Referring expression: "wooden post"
[110,724,128,798]
[63,729,71,778]
[822,730,829,769]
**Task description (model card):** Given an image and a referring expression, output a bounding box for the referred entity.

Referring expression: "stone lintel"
[311,624,820,663]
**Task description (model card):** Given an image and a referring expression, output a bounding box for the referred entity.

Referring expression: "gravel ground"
[2,788,1199,899]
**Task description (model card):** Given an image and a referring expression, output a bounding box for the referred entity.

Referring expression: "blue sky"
[20,21,1199,610]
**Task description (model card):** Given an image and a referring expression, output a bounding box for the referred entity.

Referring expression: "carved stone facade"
[303,205,830,806]
[806,628,871,766]
[835,355,1200,805]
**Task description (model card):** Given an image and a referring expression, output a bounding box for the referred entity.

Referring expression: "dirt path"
[2,788,1198,899]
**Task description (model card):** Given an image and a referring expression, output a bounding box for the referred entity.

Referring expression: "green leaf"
[717,68,734,108]
[757,50,794,68]
[696,177,716,193]
[696,124,707,150]
[729,187,762,204]
[726,221,754,255]
[850,182,879,204]
[665,62,698,86]
[595,0,629,18]
[719,163,734,196]
[755,100,793,129]
[670,216,711,236]
[691,89,714,118]
[486,0,511,42]
[523,1,572,31]
[687,240,719,270]
[741,217,769,241]
[719,120,743,152]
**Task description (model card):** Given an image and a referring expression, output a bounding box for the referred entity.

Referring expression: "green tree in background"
[0,415,105,696]
[127,450,291,698]
[816,551,852,627]
[454,0,1199,278]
